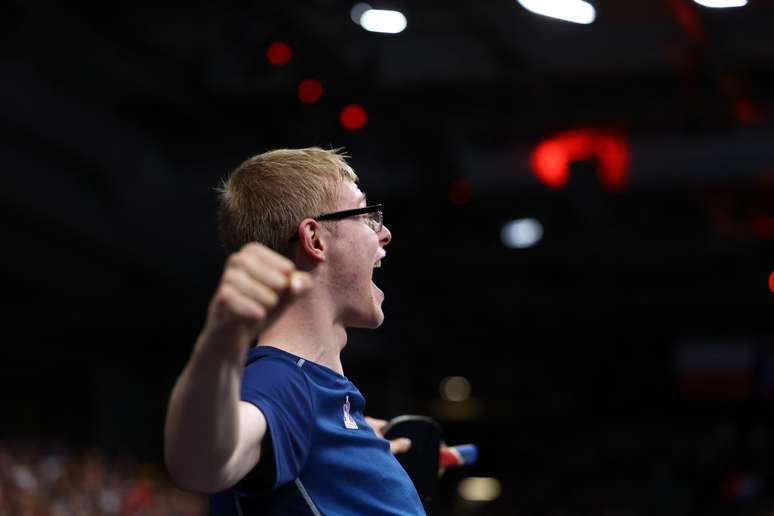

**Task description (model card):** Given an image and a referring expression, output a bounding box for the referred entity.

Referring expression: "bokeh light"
[266,41,292,67]
[359,9,407,34]
[501,218,544,249]
[297,79,323,104]
[458,477,502,502]
[517,0,596,25]
[440,376,472,402]
[340,104,368,131]
[530,130,629,191]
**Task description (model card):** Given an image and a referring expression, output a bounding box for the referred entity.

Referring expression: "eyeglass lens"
[369,211,383,233]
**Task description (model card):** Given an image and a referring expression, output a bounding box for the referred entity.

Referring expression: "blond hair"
[216,147,359,254]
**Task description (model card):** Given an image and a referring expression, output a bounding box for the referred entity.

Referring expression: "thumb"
[288,270,313,295]
[389,438,412,455]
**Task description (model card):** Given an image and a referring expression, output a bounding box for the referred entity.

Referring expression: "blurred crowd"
[0,440,206,516]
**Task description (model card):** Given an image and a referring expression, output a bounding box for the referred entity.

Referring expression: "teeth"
[374,260,381,268]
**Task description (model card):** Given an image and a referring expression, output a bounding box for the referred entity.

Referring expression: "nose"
[379,224,392,247]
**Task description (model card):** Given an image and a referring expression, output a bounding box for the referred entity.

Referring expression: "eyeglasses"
[290,204,384,241]
[316,203,383,232]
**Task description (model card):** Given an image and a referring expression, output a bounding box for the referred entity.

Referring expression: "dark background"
[1,0,773,514]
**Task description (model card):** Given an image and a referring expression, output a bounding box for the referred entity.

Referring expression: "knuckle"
[221,269,239,287]
[264,289,280,307]
[226,253,244,270]
[242,242,265,253]
[267,270,289,289]
[278,256,295,271]
[218,283,237,302]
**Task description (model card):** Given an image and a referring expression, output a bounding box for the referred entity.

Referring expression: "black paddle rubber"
[382,415,442,507]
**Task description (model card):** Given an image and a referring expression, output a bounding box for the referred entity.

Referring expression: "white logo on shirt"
[343,395,358,429]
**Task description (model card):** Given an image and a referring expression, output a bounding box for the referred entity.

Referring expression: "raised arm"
[164,243,311,493]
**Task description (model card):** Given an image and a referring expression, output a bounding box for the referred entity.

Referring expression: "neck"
[256,289,348,375]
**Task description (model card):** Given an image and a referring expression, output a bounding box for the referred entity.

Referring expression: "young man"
[164,148,426,514]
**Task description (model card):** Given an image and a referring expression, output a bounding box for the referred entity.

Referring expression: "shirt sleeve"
[239,357,314,489]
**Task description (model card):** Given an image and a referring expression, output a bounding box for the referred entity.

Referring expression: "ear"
[296,218,326,263]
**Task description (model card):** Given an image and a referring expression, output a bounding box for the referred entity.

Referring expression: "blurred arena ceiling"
[0,0,772,334]
[3,0,773,177]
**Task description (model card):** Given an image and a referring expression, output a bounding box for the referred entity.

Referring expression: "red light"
[769,271,774,293]
[340,104,367,131]
[735,98,762,125]
[530,141,569,188]
[530,130,629,191]
[448,180,472,204]
[297,79,323,104]
[266,41,292,67]
[666,0,704,44]
[595,136,629,190]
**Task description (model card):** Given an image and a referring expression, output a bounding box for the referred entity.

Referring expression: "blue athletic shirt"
[209,345,426,515]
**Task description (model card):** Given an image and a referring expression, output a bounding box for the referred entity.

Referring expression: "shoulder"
[241,348,313,408]
[244,353,304,376]
[245,345,306,368]
[244,346,307,380]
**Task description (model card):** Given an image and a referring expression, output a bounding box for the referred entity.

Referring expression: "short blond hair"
[216,147,359,254]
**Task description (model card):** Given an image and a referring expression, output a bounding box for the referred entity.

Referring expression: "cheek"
[329,248,370,288]
[327,233,378,288]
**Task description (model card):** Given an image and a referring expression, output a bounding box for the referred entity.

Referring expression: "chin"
[350,305,384,329]
[371,299,385,327]
[371,311,385,329]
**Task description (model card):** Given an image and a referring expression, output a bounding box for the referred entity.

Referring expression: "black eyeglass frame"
[289,204,383,241]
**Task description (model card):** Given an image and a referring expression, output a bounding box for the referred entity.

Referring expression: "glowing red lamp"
[529,129,630,191]
[266,41,292,67]
[297,79,323,104]
[340,104,367,131]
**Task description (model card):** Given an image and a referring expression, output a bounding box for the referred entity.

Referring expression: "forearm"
[163,243,310,492]
[164,328,247,491]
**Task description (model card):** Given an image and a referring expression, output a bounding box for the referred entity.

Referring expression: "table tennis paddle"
[383,415,478,506]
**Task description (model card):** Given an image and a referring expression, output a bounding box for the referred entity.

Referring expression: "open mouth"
[374,260,382,268]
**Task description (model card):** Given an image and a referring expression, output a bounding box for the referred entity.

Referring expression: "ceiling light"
[501,218,544,249]
[359,9,407,34]
[297,79,323,104]
[340,104,368,131]
[517,0,596,25]
[692,0,747,7]
[265,41,292,67]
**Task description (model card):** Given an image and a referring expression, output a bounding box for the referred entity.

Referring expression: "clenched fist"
[203,243,312,350]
